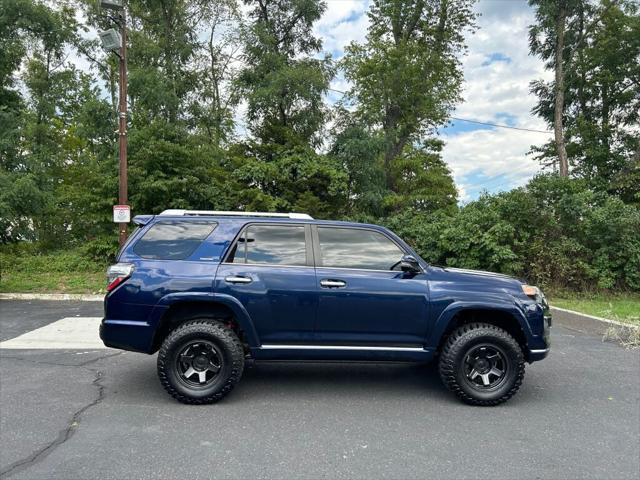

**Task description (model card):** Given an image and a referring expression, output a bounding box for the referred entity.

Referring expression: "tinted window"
[229,225,307,266]
[318,227,404,270]
[133,221,217,260]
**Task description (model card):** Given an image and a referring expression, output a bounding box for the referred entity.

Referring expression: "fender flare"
[150,292,261,347]
[427,300,533,347]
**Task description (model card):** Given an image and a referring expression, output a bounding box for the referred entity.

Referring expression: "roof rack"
[158,209,314,220]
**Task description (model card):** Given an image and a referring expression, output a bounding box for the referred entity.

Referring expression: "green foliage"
[329,121,386,216]
[386,142,458,214]
[342,0,476,191]
[529,0,640,201]
[238,0,333,147]
[231,143,348,219]
[384,174,640,292]
[81,236,120,264]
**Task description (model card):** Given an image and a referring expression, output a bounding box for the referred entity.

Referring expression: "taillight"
[106,263,135,292]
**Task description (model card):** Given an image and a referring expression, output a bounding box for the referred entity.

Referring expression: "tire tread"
[157,319,244,405]
[438,322,525,406]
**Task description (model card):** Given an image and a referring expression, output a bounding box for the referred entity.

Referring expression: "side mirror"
[399,255,421,273]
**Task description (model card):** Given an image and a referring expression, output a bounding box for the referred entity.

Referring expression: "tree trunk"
[554,4,569,177]
[382,104,404,191]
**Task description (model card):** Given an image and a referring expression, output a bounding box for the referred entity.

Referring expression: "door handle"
[225,276,252,284]
[320,279,347,288]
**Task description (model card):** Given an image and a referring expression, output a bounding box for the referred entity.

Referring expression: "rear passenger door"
[313,226,430,347]
[214,223,317,344]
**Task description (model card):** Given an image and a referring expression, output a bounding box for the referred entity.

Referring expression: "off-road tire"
[157,319,244,404]
[438,322,525,406]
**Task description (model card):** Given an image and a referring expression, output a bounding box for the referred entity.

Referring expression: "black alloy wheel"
[175,340,224,388]
[462,344,509,391]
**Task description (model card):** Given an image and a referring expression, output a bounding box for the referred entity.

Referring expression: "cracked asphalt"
[1,300,639,480]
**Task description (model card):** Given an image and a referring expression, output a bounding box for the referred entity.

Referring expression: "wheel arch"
[430,303,531,353]
[150,294,260,352]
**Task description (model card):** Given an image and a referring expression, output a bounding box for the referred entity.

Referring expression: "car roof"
[133,212,386,230]
[147,214,382,229]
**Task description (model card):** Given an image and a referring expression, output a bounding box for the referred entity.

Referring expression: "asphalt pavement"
[0,299,638,480]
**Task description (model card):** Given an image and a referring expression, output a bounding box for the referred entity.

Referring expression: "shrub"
[381,174,640,293]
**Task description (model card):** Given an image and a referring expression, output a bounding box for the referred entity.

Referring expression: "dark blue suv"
[100,210,551,406]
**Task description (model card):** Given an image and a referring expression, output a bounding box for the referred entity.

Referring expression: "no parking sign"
[113,205,130,223]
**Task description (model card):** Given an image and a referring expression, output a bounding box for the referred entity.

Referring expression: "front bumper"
[528,311,551,362]
[529,347,550,362]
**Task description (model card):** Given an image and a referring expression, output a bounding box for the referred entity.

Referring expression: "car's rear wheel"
[157,319,244,404]
[438,323,525,406]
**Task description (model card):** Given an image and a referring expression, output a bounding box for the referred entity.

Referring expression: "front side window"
[318,227,404,271]
[133,221,217,260]
[228,225,307,266]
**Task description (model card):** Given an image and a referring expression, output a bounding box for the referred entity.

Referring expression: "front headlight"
[522,284,547,306]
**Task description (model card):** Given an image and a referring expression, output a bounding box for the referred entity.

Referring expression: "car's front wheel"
[438,323,525,406]
[157,319,244,404]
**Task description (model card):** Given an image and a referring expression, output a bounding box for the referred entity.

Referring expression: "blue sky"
[315,0,553,202]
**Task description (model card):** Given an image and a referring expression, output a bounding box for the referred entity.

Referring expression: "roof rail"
[158,209,314,220]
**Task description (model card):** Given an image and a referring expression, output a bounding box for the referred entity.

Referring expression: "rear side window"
[228,225,307,266]
[133,221,217,260]
[318,227,404,270]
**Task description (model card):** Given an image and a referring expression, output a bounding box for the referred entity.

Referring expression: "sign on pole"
[113,205,130,223]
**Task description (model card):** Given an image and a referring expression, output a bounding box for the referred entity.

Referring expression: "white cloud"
[315,0,370,56]
[440,0,554,201]
[442,127,551,202]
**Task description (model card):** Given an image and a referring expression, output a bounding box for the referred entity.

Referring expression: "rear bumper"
[100,318,154,353]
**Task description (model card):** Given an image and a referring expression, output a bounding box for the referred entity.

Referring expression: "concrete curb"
[0,293,104,302]
[550,305,639,343]
[551,306,640,330]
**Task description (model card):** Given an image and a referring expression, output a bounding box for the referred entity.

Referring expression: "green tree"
[329,119,386,216]
[387,174,640,292]
[386,141,457,213]
[230,143,348,219]
[529,0,640,201]
[231,0,342,217]
[81,0,244,220]
[237,0,333,148]
[529,0,582,176]
[342,0,476,191]
[0,0,89,245]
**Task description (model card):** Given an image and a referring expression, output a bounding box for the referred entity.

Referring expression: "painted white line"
[550,306,640,330]
[0,293,104,301]
[0,317,107,349]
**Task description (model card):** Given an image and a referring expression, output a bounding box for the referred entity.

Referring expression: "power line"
[326,87,552,134]
[448,117,551,134]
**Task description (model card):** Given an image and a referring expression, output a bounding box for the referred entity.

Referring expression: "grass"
[0,271,106,294]
[0,246,107,294]
[550,294,640,325]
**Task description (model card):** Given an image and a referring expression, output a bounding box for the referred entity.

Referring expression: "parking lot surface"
[1,300,638,479]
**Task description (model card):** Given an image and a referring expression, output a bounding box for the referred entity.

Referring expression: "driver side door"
[313,226,430,347]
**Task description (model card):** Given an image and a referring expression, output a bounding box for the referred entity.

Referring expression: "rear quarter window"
[133,221,217,260]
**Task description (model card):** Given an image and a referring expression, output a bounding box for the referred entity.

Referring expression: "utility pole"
[117,7,128,247]
[99,1,129,247]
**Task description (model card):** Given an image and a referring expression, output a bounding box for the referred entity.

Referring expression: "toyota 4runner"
[100,210,551,406]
